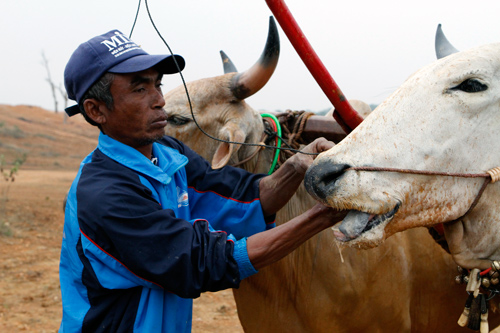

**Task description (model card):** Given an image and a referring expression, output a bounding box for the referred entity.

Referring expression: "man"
[60,29,344,332]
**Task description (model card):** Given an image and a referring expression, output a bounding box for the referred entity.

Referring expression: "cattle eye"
[167,115,192,126]
[451,79,488,93]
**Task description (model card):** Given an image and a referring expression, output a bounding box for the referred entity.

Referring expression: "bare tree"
[58,83,69,123]
[58,83,68,109]
[41,50,59,113]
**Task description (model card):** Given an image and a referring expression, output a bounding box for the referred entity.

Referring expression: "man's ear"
[83,99,108,125]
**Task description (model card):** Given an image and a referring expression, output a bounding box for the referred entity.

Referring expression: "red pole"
[265,0,364,133]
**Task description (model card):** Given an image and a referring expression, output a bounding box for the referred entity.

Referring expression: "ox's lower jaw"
[332,205,400,249]
[443,220,496,270]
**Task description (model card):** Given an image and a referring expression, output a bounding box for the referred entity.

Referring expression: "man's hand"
[259,137,335,216]
[288,138,335,175]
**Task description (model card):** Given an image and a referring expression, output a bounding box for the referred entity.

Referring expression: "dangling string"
[129,0,141,39]
[128,0,317,157]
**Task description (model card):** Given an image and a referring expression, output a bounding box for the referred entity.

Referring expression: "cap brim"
[108,54,185,75]
[65,104,81,117]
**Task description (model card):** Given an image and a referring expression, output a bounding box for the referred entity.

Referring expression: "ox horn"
[435,24,459,59]
[229,16,280,100]
[220,50,238,74]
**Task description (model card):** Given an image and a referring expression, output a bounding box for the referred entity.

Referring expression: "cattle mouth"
[333,203,401,242]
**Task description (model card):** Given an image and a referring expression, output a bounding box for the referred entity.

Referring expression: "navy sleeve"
[77,150,240,299]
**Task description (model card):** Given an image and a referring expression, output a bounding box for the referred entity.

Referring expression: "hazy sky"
[2,0,500,113]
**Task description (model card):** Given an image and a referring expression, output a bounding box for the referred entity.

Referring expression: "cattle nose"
[304,161,350,201]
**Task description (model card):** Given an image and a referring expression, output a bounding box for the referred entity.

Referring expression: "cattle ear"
[211,125,245,169]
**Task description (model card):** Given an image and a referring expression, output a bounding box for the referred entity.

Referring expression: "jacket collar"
[97,133,188,184]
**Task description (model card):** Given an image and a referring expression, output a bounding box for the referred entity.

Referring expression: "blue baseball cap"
[64,29,185,117]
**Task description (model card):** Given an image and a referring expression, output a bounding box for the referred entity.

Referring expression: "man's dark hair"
[79,73,115,129]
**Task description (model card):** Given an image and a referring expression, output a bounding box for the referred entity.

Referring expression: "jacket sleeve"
[158,136,276,238]
[77,160,243,299]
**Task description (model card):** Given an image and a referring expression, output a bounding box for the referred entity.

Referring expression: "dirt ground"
[0,105,243,332]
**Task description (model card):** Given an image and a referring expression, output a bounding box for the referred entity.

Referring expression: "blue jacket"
[59,133,275,332]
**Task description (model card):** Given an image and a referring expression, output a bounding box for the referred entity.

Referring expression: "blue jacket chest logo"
[177,186,189,208]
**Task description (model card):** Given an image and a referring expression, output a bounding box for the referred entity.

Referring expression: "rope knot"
[487,167,500,183]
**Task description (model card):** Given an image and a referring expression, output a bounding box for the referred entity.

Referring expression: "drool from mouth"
[333,204,401,242]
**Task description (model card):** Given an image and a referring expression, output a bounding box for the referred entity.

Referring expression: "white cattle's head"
[305,26,500,270]
[163,17,279,170]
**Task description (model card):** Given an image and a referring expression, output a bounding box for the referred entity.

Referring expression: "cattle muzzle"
[304,161,350,203]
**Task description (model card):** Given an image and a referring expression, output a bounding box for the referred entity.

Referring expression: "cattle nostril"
[320,164,349,184]
[305,162,351,200]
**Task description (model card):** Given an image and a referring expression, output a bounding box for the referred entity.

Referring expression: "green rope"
[261,113,282,175]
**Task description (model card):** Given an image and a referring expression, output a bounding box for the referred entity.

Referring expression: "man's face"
[101,68,167,150]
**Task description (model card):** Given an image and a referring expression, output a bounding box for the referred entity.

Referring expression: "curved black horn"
[435,24,459,59]
[220,50,238,74]
[229,16,280,100]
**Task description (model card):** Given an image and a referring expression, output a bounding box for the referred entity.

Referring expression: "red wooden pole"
[265,0,364,133]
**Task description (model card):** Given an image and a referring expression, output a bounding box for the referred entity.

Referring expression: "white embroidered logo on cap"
[101,31,141,58]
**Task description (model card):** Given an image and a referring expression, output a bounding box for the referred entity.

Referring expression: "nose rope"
[346,166,500,221]
[346,166,493,180]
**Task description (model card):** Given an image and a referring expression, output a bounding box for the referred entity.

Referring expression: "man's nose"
[153,89,165,108]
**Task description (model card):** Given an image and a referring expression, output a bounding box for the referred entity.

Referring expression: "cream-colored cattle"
[164,18,496,332]
[305,26,500,272]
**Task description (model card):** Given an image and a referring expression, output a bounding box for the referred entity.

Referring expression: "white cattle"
[164,19,500,332]
[305,26,500,331]
[305,25,500,283]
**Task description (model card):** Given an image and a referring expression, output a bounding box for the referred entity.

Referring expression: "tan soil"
[0,105,242,332]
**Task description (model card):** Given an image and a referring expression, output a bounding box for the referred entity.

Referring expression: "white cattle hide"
[305,42,500,270]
